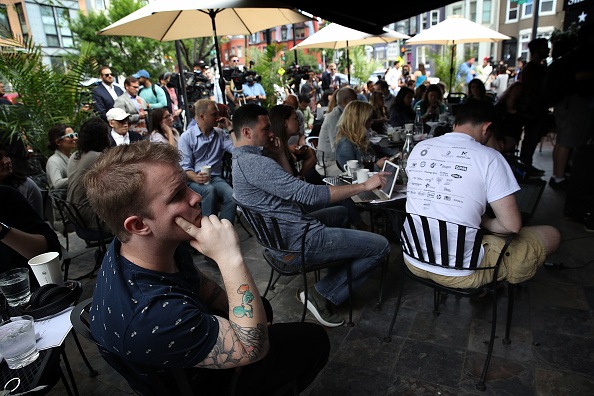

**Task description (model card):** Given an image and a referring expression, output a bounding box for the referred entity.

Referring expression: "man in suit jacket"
[92,66,124,122]
[106,108,143,147]
[114,76,149,136]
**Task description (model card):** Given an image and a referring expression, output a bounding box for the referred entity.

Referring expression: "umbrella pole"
[346,42,350,85]
[292,24,298,66]
[208,9,226,106]
[449,44,456,96]
[175,40,190,130]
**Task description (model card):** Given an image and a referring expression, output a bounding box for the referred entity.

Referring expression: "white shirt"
[102,82,119,101]
[404,132,519,276]
[111,130,130,145]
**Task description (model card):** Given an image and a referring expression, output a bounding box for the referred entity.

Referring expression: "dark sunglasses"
[102,73,113,77]
[58,132,78,140]
[231,59,239,62]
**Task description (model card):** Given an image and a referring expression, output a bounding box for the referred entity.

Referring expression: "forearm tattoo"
[199,322,267,369]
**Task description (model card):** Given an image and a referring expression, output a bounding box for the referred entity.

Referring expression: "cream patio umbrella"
[99,0,311,105]
[291,23,410,84]
[406,15,510,94]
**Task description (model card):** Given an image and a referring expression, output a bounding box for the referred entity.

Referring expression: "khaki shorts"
[404,227,548,288]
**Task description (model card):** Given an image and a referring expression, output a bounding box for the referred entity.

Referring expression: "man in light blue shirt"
[456,57,477,86]
[134,69,168,110]
[240,76,266,106]
[178,99,236,222]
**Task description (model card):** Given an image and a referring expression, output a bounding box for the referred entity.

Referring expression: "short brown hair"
[99,66,111,76]
[84,141,181,242]
[124,75,139,87]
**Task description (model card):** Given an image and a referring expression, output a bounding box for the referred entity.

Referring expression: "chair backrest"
[305,136,319,150]
[446,92,467,105]
[304,136,326,176]
[400,213,489,271]
[236,202,310,255]
[48,189,71,230]
[49,194,113,245]
[70,298,194,396]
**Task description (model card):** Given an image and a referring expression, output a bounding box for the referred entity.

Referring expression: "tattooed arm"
[176,215,269,368]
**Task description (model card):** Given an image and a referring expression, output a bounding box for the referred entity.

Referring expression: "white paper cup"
[356,169,369,183]
[201,165,212,185]
[28,252,63,286]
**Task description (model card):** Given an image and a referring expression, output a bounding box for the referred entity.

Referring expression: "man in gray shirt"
[231,104,390,328]
[316,87,358,177]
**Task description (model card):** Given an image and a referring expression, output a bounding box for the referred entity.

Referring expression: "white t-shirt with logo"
[404,132,519,276]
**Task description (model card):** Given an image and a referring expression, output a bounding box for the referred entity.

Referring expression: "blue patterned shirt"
[90,239,219,367]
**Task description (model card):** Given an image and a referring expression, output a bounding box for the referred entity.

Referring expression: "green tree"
[427,46,462,93]
[68,0,213,77]
[0,39,97,156]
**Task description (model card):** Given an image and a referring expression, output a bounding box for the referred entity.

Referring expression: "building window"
[49,56,65,73]
[507,0,519,22]
[41,6,59,47]
[502,37,518,66]
[237,46,243,58]
[482,0,492,23]
[95,0,106,10]
[57,8,73,48]
[522,1,533,18]
[40,5,73,48]
[395,19,409,35]
[452,5,463,16]
[519,31,531,60]
[280,25,288,41]
[430,10,439,26]
[0,4,11,38]
[540,0,555,14]
[295,25,306,39]
[15,3,28,41]
[410,16,417,36]
[470,1,477,21]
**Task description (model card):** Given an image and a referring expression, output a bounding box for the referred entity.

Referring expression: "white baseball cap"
[106,108,130,121]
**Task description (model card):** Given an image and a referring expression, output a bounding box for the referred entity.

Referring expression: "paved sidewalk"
[48,142,594,395]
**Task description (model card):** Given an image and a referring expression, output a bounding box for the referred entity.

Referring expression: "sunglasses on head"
[58,132,78,140]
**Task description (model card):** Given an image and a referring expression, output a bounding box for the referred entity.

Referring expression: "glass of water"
[0,315,39,369]
[0,268,31,307]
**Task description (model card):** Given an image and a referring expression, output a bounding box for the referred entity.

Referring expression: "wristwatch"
[0,222,10,241]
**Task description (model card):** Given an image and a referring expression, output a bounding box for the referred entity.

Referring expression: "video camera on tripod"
[222,67,259,92]
[184,70,213,104]
[285,64,312,92]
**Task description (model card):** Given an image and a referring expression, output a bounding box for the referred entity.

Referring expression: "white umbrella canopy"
[290,23,410,84]
[405,15,510,45]
[291,23,410,50]
[98,0,311,41]
[405,15,510,93]
[98,0,311,108]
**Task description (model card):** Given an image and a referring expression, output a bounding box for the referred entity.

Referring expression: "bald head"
[337,87,357,108]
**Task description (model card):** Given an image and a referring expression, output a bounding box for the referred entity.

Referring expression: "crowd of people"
[1,26,592,393]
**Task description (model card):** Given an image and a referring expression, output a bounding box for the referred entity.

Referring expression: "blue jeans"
[188,176,236,223]
[305,207,390,305]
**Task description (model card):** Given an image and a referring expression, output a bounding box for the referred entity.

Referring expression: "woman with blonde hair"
[335,101,389,172]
